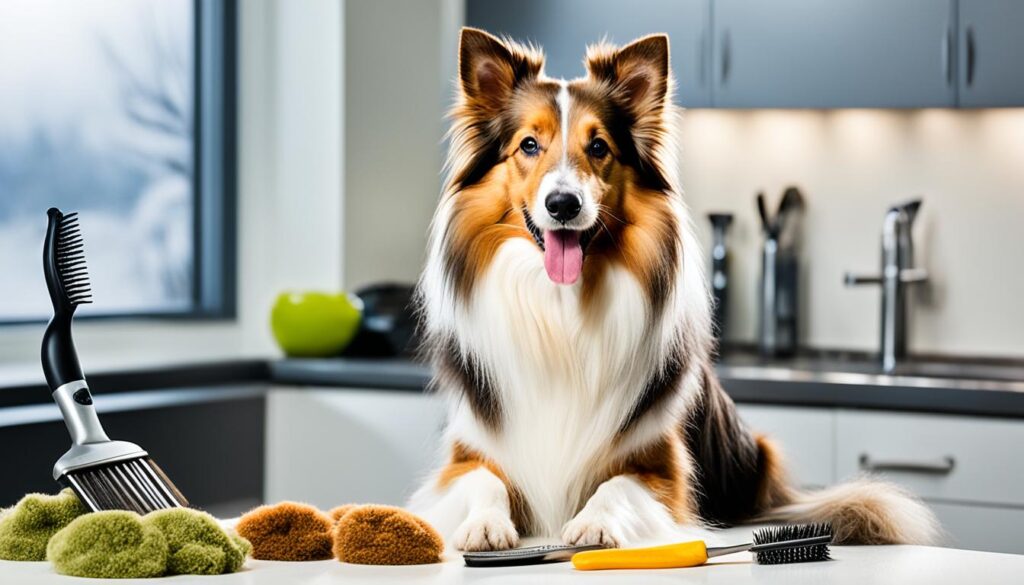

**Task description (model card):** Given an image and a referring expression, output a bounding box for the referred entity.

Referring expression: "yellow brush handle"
[571,540,709,570]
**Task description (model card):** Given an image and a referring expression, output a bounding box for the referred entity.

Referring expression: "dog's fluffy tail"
[756,437,941,545]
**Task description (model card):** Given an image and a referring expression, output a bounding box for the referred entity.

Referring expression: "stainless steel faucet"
[845,199,928,373]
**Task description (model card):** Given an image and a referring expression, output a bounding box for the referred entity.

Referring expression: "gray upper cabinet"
[466,0,712,107]
[958,0,1024,107]
[712,0,957,108]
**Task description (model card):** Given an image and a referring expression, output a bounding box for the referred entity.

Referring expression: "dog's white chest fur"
[446,239,661,536]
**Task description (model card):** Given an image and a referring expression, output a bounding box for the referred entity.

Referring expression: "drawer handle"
[859,454,955,475]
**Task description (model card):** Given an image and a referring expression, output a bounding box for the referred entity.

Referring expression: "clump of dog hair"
[145,508,251,575]
[333,505,443,565]
[0,489,87,561]
[235,502,334,561]
[47,511,167,578]
[46,507,251,578]
[328,504,359,524]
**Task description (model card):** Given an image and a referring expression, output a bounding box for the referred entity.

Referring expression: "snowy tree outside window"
[0,0,205,321]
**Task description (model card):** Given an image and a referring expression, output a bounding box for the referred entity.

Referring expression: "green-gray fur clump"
[47,507,250,578]
[0,489,86,561]
[47,511,167,579]
[145,508,251,575]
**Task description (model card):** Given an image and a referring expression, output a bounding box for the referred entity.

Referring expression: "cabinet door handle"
[966,25,976,86]
[720,30,731,85]
[942,26,953,86]
[859,454,956,475]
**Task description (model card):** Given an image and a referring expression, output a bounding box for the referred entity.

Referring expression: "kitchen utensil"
[758,187,805,357]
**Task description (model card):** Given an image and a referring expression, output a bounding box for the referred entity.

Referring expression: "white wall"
[0,0,343,374]
[342,0,459,289]
[681,109,1024,358]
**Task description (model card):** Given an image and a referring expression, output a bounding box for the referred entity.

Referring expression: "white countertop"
[4,527,1024,585]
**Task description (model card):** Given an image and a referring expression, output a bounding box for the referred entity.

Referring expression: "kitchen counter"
[271,354,1024,419]
[4,351,1024,418]
[4,527,1024,584]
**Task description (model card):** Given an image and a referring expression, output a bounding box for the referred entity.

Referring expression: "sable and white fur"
[411,28,939,551]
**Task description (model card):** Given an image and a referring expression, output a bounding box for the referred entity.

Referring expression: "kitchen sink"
[717,348,1024,388]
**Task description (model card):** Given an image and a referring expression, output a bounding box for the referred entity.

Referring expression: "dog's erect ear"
[459,28,542,114]
[586,34,670,120]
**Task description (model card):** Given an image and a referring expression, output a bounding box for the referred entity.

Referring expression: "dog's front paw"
[562,513,626,548]
[453,511,519,551]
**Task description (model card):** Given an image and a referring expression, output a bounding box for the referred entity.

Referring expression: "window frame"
[0,0,238,326]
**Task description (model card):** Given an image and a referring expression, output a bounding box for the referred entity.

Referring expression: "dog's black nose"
[545,192,582,223]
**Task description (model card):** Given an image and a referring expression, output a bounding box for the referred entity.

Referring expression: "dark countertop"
[271,353,1024,420]
[0,360,270,409]
[4,353,1024,419]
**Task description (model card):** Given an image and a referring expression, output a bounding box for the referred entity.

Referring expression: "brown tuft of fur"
[328,504,359,524]
[333,505,443,565]
[235,502,334,561]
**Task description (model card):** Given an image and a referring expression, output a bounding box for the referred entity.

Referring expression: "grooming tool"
[572,523,832,570]
[707,213,734,341]
[42,207,188,513]
[463,543,607,567]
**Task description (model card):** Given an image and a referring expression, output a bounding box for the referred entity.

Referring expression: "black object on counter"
[708,213,734,341]
[758,187,804,357]
[343,283,420,358]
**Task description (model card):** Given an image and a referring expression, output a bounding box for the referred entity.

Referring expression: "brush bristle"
[61,457,188,514]
[55,212,92,305]
[753,523,833,565]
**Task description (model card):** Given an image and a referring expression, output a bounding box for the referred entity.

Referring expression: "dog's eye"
[520,137,540,156]
[588,138,609,159]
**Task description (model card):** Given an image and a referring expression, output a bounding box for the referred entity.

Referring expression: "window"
[0,0,236,323]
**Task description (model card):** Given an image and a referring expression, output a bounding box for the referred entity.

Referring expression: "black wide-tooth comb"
[41,207,189,513]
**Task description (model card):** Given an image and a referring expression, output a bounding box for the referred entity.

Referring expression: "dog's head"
[443,28,679,303]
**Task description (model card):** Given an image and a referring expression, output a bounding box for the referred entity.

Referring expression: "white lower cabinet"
[835,411,1024,508]
[928,501,1024,554]
[264,386,446,511]
[834,410,1024,553]
[738,405,1024,554]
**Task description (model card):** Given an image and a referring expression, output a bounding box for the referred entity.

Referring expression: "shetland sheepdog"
[411,27,939,551]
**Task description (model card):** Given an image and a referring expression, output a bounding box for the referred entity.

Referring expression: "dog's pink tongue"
[543,230,583,285]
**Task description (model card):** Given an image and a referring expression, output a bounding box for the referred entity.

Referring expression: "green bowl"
[270,291,363,358]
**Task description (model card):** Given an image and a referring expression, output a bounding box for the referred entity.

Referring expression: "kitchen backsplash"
[681,109,1024,358]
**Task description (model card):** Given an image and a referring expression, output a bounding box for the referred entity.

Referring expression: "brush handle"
[51,379,110,446]
[571,541,709,570]
[41,208,85,389]
[41,315,85,390]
